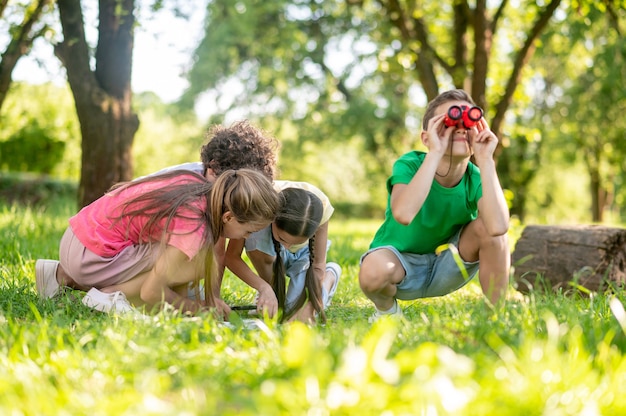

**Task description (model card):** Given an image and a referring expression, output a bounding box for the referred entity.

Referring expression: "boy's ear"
[420,130,429,146]
[205,167,217,182]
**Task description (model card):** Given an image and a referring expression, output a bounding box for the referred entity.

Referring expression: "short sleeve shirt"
[69,174,209,260]
[370,151,482,254]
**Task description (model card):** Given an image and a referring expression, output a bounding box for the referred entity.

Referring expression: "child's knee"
[358,255,396,292]
[471,218,508,247]
[358,268,383,293]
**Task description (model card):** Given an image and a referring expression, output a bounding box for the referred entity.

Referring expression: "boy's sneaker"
[368,300,403,323]
[82,288,135,314]
[35,259,60,299]
[323,262,342,307]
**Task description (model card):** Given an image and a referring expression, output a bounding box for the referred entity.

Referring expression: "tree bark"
[54,0,138,207]
[512,225,626,294]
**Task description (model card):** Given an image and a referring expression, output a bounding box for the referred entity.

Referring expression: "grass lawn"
[1,195,626,415]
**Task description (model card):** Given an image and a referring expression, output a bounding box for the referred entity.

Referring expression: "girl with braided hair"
[224,182,342,323]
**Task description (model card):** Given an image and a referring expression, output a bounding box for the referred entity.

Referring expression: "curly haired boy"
[152,120,279,181]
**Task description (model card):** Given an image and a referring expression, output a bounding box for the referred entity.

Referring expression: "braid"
[271,234,287,317]
[282,236,326,323]
[306,235,325,323]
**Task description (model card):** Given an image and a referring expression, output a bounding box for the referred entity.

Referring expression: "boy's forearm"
[391,152,440,225]
[478,162,509,235]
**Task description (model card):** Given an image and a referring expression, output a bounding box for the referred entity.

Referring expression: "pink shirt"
[69,175,209,259]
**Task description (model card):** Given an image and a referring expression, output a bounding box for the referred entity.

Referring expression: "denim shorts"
[360,228,479,300]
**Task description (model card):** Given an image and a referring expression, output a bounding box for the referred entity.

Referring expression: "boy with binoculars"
[359,89,510,321]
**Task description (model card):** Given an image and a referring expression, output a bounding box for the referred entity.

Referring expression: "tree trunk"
[54,0,138,207]
[512,225,626,294]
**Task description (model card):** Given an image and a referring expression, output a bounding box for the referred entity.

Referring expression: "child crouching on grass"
[36,169,280,317]
[359,89,510,322]
[225,182,341,323]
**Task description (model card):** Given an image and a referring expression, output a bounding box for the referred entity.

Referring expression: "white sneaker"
[368,300,403,323]
[82,288,135,314]
[323,262,342,307]
[35,259,60,298]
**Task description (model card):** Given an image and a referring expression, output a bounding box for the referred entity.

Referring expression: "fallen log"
[511,224,626,293]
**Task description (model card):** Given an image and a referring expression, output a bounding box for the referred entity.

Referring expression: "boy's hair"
[269,188,326,323]
[422,89,476,130]
[201,120,280,180]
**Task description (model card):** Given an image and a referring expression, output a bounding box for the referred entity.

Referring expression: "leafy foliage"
[521,2,626,222]
[0,121,65,174]
[0,82,80,179]
[180,0,626,221]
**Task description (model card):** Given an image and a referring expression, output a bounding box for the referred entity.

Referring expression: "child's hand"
[425,113,453,156]
[469,118,498,164]
[213,297,232,319]
[256,286,279,318]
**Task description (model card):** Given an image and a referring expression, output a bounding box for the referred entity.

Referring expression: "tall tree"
[54,0,138,207]
[0,0,54,111]
[549,14,626,222]
[375,0,564,145]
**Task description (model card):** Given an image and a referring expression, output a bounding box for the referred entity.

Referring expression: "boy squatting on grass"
[37,120,280,316]
[36,169,280,317]
[359,89,510,321]
[225,184,341,324]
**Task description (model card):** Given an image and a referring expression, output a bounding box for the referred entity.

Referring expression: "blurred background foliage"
[0,0,624,223]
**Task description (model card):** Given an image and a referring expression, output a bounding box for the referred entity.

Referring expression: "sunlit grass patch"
[2,197,626,414]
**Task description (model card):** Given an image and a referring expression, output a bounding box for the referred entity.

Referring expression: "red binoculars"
[443,105,483,129]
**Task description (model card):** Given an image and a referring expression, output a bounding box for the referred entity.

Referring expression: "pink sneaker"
[35,259,60,298]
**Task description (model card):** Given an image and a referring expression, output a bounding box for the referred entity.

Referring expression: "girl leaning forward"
[36,169,280,317]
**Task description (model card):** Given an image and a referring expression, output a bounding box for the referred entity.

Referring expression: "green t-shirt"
[370,151,483,254]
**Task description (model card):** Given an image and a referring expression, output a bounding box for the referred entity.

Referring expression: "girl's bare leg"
[56,265,90,292]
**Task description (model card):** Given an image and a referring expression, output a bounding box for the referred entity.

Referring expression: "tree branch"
[0,0,9,18]
[492,0,563,140]
[378,0,440,99]
[490,0,509,35]
[0,0,52,109]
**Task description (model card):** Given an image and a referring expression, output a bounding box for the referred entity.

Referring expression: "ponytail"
[209,169,280,241]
